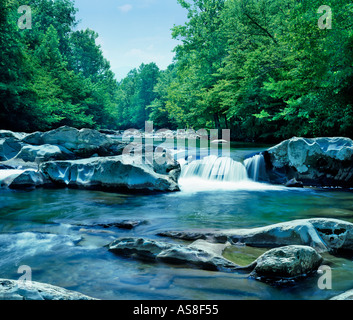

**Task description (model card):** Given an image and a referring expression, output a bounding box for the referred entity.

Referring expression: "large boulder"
[0,169,27,187]
[40,155,180,192]
[11,144,75,163]
[108,237,238,271]
[8,170,51,189]
[21,126,125,158]
[0,138,22,161]
[158,218,353,253]
[264,137,353,187]
[249,245,323,282]
[0,279,97,300]
[0,130,27,140]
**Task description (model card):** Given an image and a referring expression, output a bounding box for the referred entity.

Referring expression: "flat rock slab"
[0,279,97,300]
[158,218,353,253]
[108,237,238,271]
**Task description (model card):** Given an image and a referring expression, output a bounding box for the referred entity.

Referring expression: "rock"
[40,155,180,192]
[285,178,304,188]
[79,219,148,230]
[108,237,173,261]
[0,138,22,161]
[10,144,75,164]
[123,143,181,182]
[0,130,27,140]
[8,170,51,189]
[22,126,125,158]
[264,137,353,187]
[108,237,238,271]
[0,169,27,187]
[0,279,97,300]
[96,220,147,230]
[249,245,323,282]
[157,240,238,271]
[330,289,353,300]
[158,218,353,253]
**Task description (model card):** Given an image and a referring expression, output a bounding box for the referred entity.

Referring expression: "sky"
[74,0,188,81]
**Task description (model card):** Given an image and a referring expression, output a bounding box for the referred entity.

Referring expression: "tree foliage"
[0,0,118,131]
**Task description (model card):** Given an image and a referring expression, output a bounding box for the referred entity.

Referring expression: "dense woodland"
[1,0,353,142]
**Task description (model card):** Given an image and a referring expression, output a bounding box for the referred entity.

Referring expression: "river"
[0,142,353,300]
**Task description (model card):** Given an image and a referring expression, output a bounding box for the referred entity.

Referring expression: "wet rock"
[21,126,126,158]
[40,155,180,192]
[0,138,22,161]
[157,240,238,271]
[249,245,323,282]
[108,237,238,271]
[264,137,353,187]
[96,220,148,230]
[108,237,173,261]
[330,289,353,300]
[10,144,75,164]
[285,178,304,188]
[0,279,97,300]
[79,219,148,230]
[158,218,353,253]
[8,170,52,189]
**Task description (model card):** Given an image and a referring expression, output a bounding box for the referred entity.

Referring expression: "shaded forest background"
[1,0,353,142]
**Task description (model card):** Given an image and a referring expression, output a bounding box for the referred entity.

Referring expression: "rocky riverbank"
[0,126,180,192]
[263,137,353,188]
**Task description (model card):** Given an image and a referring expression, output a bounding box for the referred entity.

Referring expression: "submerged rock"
[249,245,323,282]
[158,218,353,253]
[0,279,97,300]
[78,219,148,230]
[264,137,353,187]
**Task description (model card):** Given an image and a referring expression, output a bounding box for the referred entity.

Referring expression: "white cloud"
[118,4,133,13]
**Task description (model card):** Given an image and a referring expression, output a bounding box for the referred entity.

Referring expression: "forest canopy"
[1,0,352,142]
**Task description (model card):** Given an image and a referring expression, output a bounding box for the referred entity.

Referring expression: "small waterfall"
[244,154,267,182]
[180,155,248,182]
[177,154,282,192]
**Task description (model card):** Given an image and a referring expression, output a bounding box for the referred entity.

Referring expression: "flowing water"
[1,144,353,300]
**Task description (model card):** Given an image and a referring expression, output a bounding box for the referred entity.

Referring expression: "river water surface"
[1,143,353,300]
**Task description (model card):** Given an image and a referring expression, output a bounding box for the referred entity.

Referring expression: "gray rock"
[8,170,51,189]
[285,178,304,188]
[0,138,22,161]
[330,289,353,300]
[0,130,27,140]
[22,126,125,158]
[108,237,238,271]
[108,237,173,261]
[264,137,353,187]
[96,220,148,230]
[157,240,238,271]
[158,218,353,253]
[11,144,75,163]
[40,155,180,192]
[0,279,97,300]
[249,245,323,281]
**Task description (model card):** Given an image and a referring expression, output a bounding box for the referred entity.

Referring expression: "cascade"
[180,155,248,182]
[244,154,267,182]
